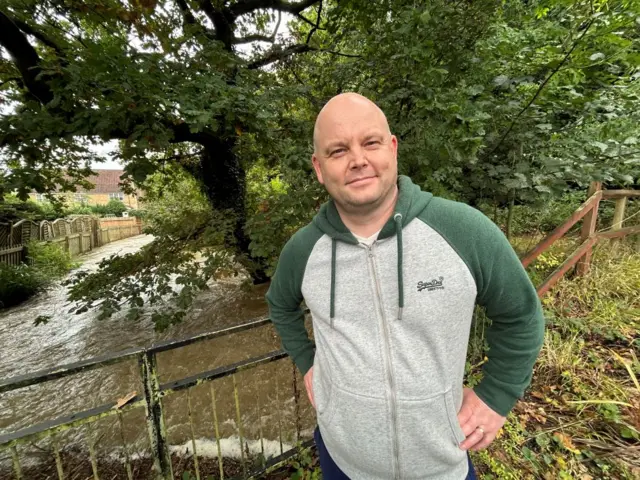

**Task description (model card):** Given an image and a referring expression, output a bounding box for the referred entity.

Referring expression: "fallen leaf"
[115,391,137,409]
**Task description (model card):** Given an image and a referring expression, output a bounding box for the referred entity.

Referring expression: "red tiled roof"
[77,169,124,194]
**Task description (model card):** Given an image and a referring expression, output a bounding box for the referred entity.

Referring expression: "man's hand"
[304,367,315,408]
[457,387,506,451]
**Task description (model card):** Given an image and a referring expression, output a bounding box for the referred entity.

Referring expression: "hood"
[311,175,434,326]
[311,175,433,242]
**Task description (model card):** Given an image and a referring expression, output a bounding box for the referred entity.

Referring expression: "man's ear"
[390,135,398,160]
[312,154,325,185]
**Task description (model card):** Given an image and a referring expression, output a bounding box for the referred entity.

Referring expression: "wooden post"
[612,196,627,231]
[576,181,602,275]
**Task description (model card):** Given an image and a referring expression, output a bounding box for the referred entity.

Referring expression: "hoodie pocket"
[318,385,394,478]
[397,389,467,479]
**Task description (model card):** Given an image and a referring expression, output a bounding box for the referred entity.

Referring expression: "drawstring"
[330,238,337,329]
[394,213,404,321]
[329,213,405,327]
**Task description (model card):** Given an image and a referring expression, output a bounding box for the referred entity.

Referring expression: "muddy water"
[0,235,316,466]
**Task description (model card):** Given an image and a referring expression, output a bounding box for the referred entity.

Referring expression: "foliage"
[139,167,214,239]
[245,168,328,277]
[64,199,129,217]
[0,194,61,222]
[27,239,77,278]
[0,240,76,308]
[280,0,640,205]
[0,263,43,309]
[65,166,238,330]
[2,0,640,326]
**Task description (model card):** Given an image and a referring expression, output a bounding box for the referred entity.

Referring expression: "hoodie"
[266,176,545,479]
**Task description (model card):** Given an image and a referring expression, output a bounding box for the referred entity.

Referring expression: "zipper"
[366,243,401,480]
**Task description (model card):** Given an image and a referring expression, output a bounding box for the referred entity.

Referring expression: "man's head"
[312,93,398,214]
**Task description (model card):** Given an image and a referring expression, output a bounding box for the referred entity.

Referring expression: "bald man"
[267,93,544,479]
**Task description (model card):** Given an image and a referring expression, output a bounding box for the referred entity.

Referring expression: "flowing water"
[0,235,315,469]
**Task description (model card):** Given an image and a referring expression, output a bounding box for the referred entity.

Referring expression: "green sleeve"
[421,199,545,416]
[266,225,322,376]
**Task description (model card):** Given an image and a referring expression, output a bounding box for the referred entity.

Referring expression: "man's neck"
[336,186,398,238]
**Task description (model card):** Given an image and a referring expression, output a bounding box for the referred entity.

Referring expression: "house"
[30,169,140,209]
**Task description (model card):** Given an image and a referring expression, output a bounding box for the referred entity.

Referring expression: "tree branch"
[175,0,216,41]
[0,10,53,104]
[482,18,595,160]
[13,18,65,56]
[197,0,234,50]
[247,44,359,69]
[230,0,318,19]
[232,34,274,44]
[305,0,322,44]
[233,12,282,45]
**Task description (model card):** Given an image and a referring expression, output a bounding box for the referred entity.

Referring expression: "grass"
[266,236,640,480]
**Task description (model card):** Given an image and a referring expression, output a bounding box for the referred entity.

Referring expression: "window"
[109,192,125,201]
[74,193,87,204]
[35,194,45,202]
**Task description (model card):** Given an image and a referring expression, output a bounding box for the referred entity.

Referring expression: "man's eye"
[331,148,346,156]
[365,141,380,147]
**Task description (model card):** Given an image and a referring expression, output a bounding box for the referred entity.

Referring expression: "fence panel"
[0,245,25,266]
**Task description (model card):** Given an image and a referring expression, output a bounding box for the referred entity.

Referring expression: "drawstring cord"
[394,213,404,321]
[329,213,404,327]
[330,238,337,329]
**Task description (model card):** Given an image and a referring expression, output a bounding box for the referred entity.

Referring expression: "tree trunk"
[198,136,269,284]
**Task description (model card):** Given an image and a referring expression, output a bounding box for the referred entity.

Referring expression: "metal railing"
[0,316,311,480]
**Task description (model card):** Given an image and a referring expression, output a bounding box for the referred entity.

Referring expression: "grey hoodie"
[266,176,545,479]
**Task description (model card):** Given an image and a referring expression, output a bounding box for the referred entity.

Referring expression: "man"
[266,93,545,479]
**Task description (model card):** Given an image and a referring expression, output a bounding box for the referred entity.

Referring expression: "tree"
[279,0,640,207]
[0,0,336,282]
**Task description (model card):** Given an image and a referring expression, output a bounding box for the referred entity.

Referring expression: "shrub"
[0,241,77,309]
[27,240,76,278]
[0,263,42,308]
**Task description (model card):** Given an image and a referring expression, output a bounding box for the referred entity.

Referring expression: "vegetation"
[0,240,76,308]
[1,0,638,322]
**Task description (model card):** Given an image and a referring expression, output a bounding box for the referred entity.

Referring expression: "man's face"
[312,97,398,212]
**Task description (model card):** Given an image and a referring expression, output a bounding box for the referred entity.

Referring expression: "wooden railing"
[521,183,640,297]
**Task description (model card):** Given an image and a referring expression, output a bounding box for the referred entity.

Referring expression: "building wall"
[29,193,140,209]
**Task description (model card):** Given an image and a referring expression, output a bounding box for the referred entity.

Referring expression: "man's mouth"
[347,176,376,185]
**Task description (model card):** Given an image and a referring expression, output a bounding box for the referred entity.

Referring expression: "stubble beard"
[336,179,397,217]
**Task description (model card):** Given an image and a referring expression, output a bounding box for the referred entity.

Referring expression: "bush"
[0,241,77,309]
[64,199,128,217]
[0,194,62,222]
[27,240,76,278]
[0,263,42,308]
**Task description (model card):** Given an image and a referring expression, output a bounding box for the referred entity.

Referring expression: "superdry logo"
[417,277,445,292]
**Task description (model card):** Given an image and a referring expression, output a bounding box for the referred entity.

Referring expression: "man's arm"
[266,234,316,376]
[420,199,545,416]
[471,213,545,417]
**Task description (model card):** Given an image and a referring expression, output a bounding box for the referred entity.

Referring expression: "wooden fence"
[0,216,143,266]
[521,183,640,296]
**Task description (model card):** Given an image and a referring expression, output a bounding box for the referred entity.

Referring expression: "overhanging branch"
[232,34,274,44]
[248,44,359,69]
[175,0,216,41]
[13,18,65,56]
[305,0,322,44]
[230,0,318,19]
[0,10,54,104]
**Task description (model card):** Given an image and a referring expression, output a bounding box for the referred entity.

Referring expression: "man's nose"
[349,146,368,169]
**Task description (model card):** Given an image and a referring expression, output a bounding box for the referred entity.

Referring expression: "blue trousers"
[314,427,477,479]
